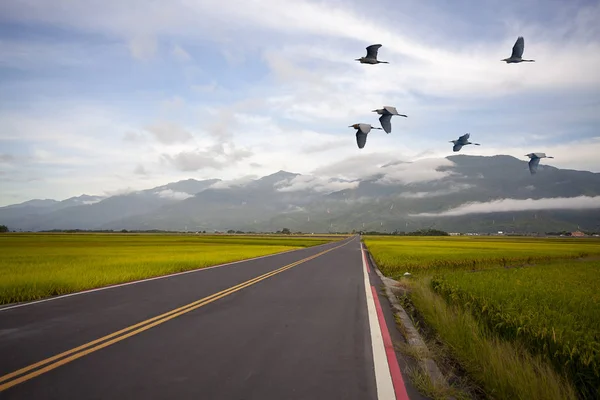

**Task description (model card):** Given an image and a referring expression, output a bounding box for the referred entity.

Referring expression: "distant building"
[571,231,586,237]
[449,232,461,236]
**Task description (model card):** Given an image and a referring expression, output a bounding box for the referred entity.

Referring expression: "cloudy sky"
[1,0,599,206]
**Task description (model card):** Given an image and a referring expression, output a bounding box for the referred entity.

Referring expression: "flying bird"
[450,133,480,152]
[502,36,535,63]
[525,153,554,174]
[355,44,389,64]
[372,106,407,133]
[349,123,382,149]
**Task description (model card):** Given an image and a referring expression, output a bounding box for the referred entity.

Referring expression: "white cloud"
[209,175,258,189]
[376,158,457,185]
[5,1,599,95]
[81,199,103,205]
[413,196,600,217]
[156,189,193,200]
[275,175,359,193]
[160,96,186,112]
[399,184,474,198]
[134,164,149,175]
[161,142,253,172]
[311,154,457,184]
[145,121,194,145]
[1,0,600,207]
[103,187,138,197]
[123,131,147,143]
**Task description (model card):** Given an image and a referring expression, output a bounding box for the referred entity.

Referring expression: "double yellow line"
[0,240,351,392]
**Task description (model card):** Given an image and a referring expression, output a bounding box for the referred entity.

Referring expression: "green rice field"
[363,235,600,399]
[0,233,340,305]
[364,236,600,279]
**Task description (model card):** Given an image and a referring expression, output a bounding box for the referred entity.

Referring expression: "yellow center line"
[0,239,351,392]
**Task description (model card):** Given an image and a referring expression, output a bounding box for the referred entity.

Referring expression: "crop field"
[363,236,600,280]
[363,236,600,399]
[0,233,339,305]
[432,259,600,399]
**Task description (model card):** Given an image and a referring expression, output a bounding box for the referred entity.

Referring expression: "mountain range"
[2,155,600,233]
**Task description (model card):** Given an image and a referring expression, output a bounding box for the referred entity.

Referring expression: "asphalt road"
[0,235,424,400]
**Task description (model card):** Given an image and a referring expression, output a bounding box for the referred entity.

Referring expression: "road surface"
[0,235,424,399]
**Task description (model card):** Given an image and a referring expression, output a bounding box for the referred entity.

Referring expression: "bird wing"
[356,132,368,149]
[453,143,463,152]
[379,114,392,133]
[366,44,382,59]
[383,106,398,115]
[358,123,372,134]
[511,36,524,59]
[458,133,470,143]
[528,157,540,174]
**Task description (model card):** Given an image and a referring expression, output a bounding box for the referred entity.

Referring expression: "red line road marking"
[371,285,410,400]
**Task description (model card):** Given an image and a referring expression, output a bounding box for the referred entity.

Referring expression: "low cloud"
[376,158,457,185]
[210,175,258,189]
[312,154,457,185]
[311,152,398,181]
[145,121,193,145]
[275,175,359,193]
[399,184,474,198]
[81,198,103,205]
[412,196,600,217]
[156,189,193,200]
[103,187,137,197]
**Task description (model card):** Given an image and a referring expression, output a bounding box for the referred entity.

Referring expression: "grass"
[0,233,338,305]
[405,364,473,400]
[431,259,600,400]
[409,278,577,400]
[363,236,600,399]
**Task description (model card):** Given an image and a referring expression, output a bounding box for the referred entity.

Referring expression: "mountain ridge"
[2,155,599,233]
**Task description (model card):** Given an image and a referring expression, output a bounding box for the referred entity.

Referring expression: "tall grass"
[0,233,336,305]
[409,278,577,400]
[431,259,600,399]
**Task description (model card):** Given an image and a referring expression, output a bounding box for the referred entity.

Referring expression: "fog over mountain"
[2,155,600,233]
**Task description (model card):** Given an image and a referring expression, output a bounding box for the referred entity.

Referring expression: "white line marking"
[0,240,343,312]
[361,241,396,400]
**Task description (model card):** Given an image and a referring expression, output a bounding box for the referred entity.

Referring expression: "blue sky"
[0,0,599,206]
